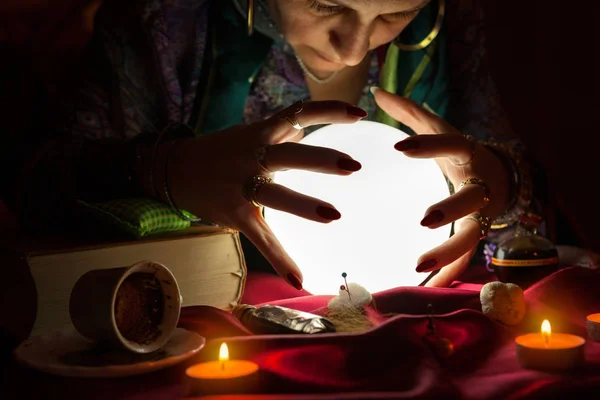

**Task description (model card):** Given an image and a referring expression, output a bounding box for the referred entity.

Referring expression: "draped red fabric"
[4,266,600,399]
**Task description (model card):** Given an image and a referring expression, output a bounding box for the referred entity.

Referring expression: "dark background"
[484,1,600,250]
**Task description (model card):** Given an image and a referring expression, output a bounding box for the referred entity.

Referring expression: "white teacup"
[69,261,181,354]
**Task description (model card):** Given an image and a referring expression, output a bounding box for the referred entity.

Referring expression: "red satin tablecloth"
[3,266,600,399]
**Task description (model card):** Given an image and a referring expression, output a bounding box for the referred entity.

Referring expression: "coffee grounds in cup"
[114,273,164,345]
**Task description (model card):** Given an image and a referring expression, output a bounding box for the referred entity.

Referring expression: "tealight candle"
[586,313,600,342]
[516,319,585,370]
[185,343,259,395]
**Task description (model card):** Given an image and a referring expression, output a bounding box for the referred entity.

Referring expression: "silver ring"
[242,175,272,208]
[466,213,492,241]
[459,177,490,205]
[450,134,475,167]
[282,100,304,130]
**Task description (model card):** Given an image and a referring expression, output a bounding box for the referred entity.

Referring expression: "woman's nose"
[330,17,372,67]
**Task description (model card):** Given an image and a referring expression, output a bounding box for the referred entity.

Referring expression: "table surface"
[2,266,600,400]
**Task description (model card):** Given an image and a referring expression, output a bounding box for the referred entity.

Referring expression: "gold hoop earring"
[395,0,445,51]
[247,0,255,36]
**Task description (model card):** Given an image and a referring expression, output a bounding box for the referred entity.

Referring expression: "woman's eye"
[308,0,345,16]
[307,1,421,20]
[382,10,419,23]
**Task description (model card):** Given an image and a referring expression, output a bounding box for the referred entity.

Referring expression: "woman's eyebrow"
[404,0,432,13]
[327,0,432,13]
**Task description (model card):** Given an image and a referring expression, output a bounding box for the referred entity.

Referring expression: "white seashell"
[328,282,373,311]
[480,281,526,326]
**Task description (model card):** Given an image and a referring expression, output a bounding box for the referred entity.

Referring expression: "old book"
[1,226,247,338]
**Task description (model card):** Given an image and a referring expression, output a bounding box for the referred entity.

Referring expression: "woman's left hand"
[372,88,511,287]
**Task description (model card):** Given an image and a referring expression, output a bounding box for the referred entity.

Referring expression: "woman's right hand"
[161,101,367,290]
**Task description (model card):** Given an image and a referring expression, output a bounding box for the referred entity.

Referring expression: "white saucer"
[13,327,205,378]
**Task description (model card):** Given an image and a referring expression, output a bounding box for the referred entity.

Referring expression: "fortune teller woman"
[12,0,536,289]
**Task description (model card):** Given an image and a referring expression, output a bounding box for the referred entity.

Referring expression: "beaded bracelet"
[479,137,532,230]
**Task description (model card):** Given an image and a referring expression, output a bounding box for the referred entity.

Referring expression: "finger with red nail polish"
[346,106,368,118]
[421,210,444,227]
[395,139,420,152]
[337,158,362,172]
[316,206,341,221]
[287,273,303,290]
[416,259,438,273]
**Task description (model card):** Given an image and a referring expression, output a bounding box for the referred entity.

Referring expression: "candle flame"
[541,319,551,335]
[219,343,229,362]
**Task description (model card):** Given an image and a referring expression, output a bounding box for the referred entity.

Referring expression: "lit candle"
[515,319,585,370]
[185,343,259,395]
[586,313,600,342]
[541,319,551,344]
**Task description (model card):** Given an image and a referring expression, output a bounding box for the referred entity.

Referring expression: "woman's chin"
[303,58,345,77]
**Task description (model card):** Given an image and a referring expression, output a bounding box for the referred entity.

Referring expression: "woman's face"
[270,0,431,75]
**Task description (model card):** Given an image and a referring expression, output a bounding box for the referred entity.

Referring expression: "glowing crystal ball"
[264,121,451,295]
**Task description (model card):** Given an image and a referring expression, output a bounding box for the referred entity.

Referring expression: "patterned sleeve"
[10,0,210,232]
[13,93,148,232]
[9,9,151,232]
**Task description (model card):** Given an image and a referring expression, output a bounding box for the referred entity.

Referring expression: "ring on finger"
[282,100,305,130]
[242,174,272,208]
[466,212,492,241]
[450,134,475,167]
[459,177,490,205]
[254,144,273,173]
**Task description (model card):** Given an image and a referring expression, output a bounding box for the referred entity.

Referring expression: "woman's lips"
[313,48,341,65]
